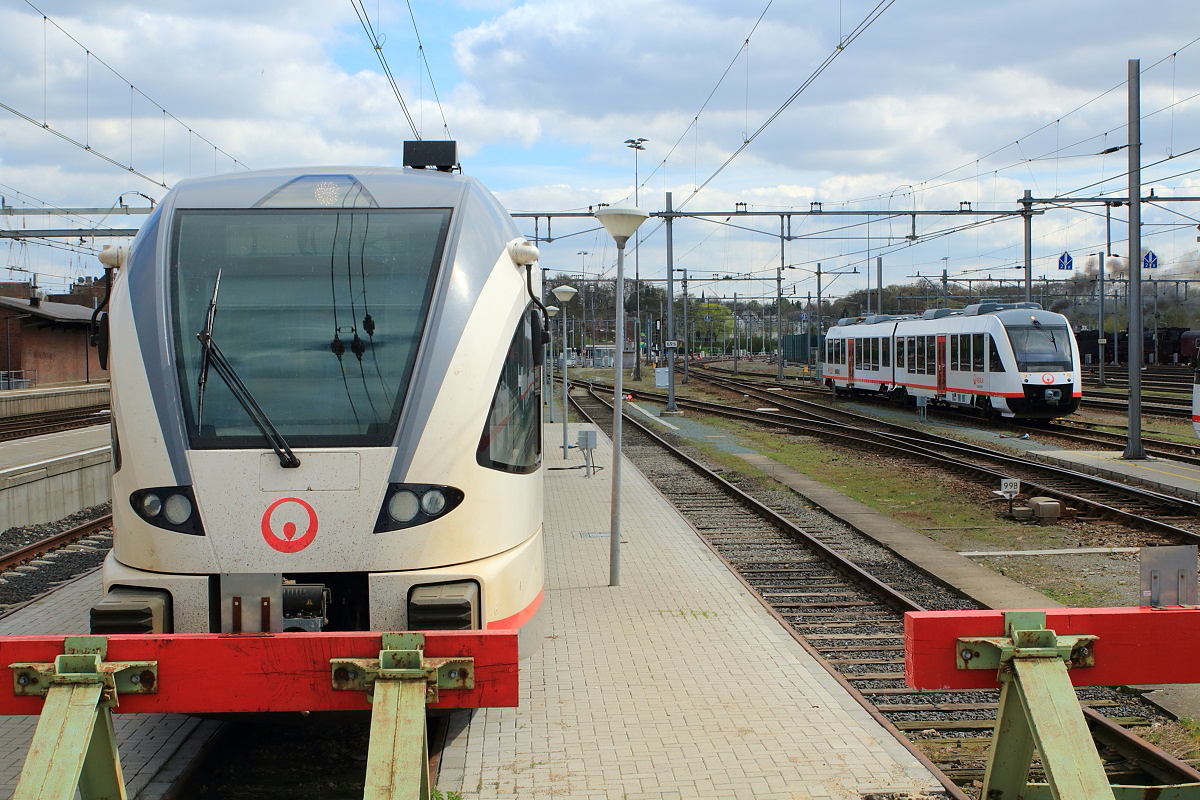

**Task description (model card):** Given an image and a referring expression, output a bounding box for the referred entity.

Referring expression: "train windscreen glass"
[170,208,452,448]
[1006,324,1073,372]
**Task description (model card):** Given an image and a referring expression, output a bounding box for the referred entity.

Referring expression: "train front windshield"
[170,208,452,448]
[1006,324,1074,372]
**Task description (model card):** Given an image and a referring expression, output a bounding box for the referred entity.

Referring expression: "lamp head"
[552,285,578,303]
[545,305,559,318]
[595,206,649,246]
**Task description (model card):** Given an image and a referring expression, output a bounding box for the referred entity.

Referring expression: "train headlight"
[141,494,163,517]
[420,490,447,516]
[387,491,421,524]
[163,493,194,525]
[129,487,205,536]
[375,483,464,533]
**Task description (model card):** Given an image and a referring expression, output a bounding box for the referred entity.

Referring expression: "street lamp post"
[544,305,558,422]
[577,252,589,359]
[625,138,647,381]
[595,205,649,588]
[552,285,577,458]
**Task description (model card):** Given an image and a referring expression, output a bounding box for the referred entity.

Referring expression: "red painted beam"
[905,607,1200,690]
[0,631,518,714]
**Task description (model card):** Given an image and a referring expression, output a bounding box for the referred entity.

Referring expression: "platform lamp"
[595,205,649,587]
[552,285,577,458]
[544,305,558,423]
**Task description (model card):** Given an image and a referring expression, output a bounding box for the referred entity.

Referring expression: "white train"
[821,302,1081,419]
[89,159,546,657]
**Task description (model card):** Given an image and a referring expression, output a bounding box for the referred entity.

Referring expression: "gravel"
[0,503,112,610]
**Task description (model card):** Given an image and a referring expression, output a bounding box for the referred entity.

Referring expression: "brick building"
[0,294,109,386]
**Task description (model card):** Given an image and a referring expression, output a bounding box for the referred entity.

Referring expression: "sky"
[1,0,1199,313]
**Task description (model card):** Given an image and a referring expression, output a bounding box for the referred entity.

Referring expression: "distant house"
[0,293,108,386]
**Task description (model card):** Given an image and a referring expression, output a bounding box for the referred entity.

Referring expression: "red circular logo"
[1040,373,1054,384]
[261,498,318,553]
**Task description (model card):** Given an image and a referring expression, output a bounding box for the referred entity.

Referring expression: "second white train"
[821,302,1081,419]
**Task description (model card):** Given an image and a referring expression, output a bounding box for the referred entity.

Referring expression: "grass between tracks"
[666,411,1144,609]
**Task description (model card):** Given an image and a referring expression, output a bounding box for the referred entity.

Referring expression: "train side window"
[972,333,984,371]
[915,335,925,373]
[925,337,937,374]
[896,338,905,369]
[882,337,890,368]
[950,335,959,370]
[907,337,916,371]
[476,307,541,474]
[988,335,1005,372]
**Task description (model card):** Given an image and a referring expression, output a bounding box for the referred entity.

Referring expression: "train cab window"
[971,333,985,371]
[950,336,959,370]
[1006,323,1073,372]
[988,335,1006,373]
[477,308,542,473]
[169,207,451,448]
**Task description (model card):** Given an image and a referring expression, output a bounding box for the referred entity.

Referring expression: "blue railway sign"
[1057,252,1073,271]
[1143,250,1158,269]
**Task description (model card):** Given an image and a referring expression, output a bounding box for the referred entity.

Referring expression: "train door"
[936,335,947,395]
[847,338,855,385]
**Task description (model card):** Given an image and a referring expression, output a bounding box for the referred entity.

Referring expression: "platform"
[1029,448,1200,502]
[436,421,944,799]
[0,382,110,417]
[0,426,111,530]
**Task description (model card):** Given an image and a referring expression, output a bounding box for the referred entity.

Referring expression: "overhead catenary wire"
[9,1,248,189]
[349,0,421,139]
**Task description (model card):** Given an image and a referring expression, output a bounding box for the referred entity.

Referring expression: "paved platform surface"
[1030,448,1200,502]
[0,425,110,472]
[437,421,943,800]
[0,572,221,799]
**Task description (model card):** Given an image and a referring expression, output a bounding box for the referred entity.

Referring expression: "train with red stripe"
[88,156,547,657]
[821,302,1081,419]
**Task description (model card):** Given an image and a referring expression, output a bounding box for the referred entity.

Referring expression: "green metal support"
[956,612,1200,800]
[9,636,157,800]
[331,632,474,800]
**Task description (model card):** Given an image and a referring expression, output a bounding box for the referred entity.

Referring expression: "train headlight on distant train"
[129,487,204,536]
[375,484,464,532]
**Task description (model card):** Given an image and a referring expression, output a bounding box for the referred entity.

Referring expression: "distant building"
[0,293,108,386]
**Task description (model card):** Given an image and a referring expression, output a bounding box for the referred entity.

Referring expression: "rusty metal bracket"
[11,636,158,708]
[955,610,1096,680]
[331,632,474,705]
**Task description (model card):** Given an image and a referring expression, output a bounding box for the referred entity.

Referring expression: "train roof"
[158,166,493,211]
[830,302,1072,330]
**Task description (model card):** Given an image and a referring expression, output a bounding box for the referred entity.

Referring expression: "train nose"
[1044,387,1062,404]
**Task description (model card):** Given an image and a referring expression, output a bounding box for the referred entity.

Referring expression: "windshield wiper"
[195,272,301,469]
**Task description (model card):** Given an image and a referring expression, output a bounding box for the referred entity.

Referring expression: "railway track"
[604,372,1200,541]
[0,512,113,612]
[696,364,1200,464]
[0,405,111,441]
[570,385,1200,794]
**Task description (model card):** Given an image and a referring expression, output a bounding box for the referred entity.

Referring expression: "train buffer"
[0,630,518,800]
[905,607,1200,799]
